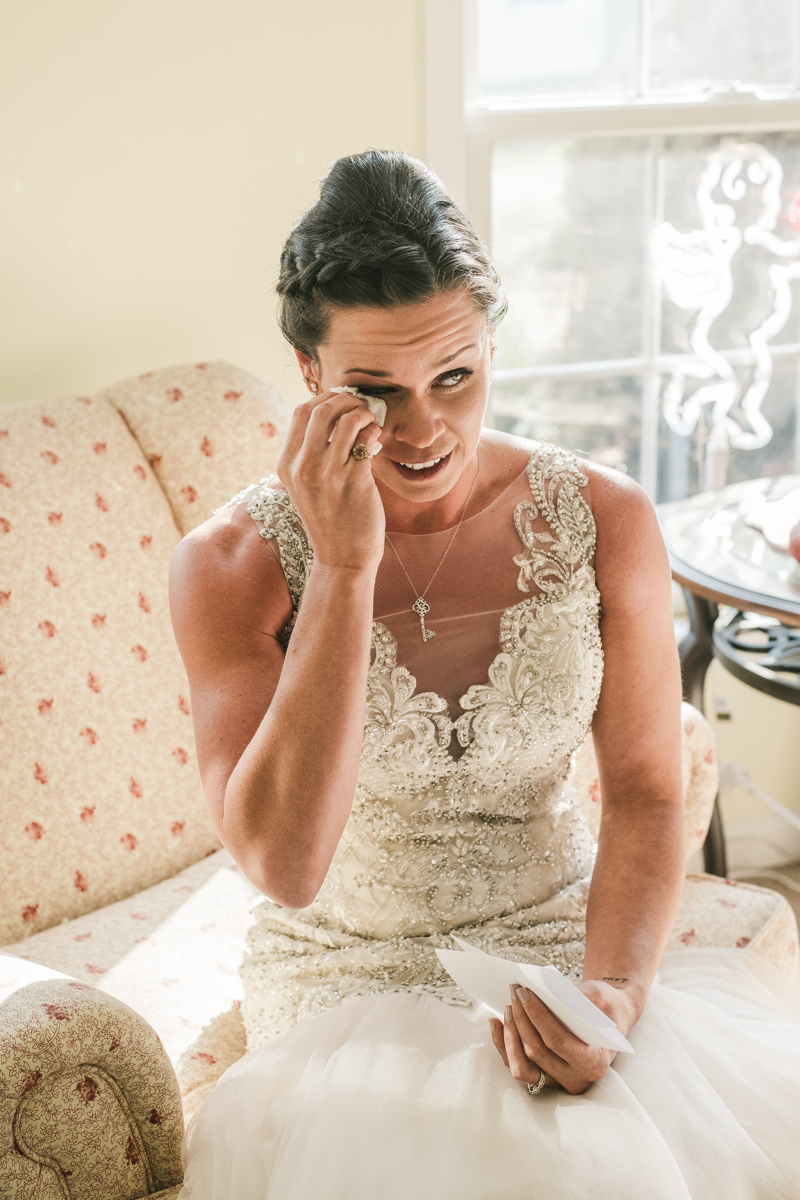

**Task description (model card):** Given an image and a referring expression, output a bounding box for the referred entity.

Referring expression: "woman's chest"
[371,490,550,718]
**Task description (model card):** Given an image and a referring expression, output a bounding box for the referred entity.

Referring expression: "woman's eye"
[353,370,473,395]
[437,369,472,388]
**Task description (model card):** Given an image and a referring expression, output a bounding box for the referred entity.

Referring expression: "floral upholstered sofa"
[0,362,285,1196]
[0,362,797,1198]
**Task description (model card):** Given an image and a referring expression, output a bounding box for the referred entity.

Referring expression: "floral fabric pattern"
[101,362,289,535]
[0,393,220,945]
[0,976,183,1197]
[668,874,799,978]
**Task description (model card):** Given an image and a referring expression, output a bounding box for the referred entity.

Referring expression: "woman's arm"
[583,468,685,1014]
[491,469,685,1093]
[169,390,384,908]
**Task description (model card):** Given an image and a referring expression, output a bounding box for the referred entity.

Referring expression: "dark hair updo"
[277,149,507,357]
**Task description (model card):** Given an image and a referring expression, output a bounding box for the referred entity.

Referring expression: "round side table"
[658,475,800,878]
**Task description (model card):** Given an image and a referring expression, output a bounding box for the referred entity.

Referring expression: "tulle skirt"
[180,949,800,1200]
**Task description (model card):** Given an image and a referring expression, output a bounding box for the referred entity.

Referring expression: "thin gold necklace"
[384,451,480,644]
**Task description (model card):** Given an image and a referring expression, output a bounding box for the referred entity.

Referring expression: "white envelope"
[435,938,634,1054]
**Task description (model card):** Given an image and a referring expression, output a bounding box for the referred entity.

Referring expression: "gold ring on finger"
[527,1068,547,1096]
[350,442,371,461]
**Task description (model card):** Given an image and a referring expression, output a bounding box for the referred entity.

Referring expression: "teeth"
[400,457,442,470]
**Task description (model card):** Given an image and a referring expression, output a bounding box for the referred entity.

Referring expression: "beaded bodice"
[225,444,604,1046]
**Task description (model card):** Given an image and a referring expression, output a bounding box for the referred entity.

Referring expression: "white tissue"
[329,385,387,428]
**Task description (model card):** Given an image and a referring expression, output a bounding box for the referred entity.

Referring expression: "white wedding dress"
[181,444,800,1200]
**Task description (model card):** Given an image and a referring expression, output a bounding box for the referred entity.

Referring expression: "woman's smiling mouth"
[391,453,451,481]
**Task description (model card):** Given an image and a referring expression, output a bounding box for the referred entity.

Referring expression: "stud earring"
[310,381,318,394]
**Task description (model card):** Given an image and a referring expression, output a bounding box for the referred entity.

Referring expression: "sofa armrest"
[0,977,183,1197]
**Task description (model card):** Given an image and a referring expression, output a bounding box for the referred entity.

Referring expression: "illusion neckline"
[369,571,601,765]
[383,456,531,540]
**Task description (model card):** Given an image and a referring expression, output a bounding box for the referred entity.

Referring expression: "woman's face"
[301,289,492,504]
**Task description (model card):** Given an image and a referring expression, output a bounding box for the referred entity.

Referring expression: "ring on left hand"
[527,1068,546,1096]
[350,443,372,461]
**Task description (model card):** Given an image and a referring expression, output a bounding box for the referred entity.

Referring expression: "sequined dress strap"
[512,444,596,598]
[221,480,313,646]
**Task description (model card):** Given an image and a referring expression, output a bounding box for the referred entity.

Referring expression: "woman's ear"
[294,347,319,394]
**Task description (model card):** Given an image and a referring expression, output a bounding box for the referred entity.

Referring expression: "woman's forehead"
[319,291,488,371]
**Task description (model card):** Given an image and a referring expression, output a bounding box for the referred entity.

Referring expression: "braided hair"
[277,150,506,356]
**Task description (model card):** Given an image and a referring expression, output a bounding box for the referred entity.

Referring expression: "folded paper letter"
[435,938,634,1053]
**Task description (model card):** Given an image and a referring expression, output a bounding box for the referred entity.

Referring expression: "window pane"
[491,131,800,500]
[492,137,647,368]
[660,132,800,357]
[491,375,643,481]
[656,132,800,499]
[648,0,799,94]
[477,0,637,102]
[657,354,799,501]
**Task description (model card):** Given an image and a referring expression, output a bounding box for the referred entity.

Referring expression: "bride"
[171,150,800,1198]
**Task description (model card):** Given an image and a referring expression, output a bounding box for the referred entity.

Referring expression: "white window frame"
[425,0,800,495]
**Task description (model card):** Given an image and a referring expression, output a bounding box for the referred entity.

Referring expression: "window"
[426,0,800,499]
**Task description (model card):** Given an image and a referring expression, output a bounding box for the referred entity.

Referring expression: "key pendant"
[412,596,436,642]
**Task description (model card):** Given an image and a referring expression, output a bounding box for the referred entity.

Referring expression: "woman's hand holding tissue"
[276,385,386,572]
[490,979,637,1095]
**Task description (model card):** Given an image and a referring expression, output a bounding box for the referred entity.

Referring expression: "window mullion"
[639,135,665,497]
[468,124,494,425]
[468,99,800,145]
[425,0,468,210]
[462,0,479,106]
[635,0,650,98]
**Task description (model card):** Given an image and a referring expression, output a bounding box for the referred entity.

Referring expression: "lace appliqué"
[363,624,454,774]
[357,446,603,784]
[513,444,596,597]
[454,588,603,768]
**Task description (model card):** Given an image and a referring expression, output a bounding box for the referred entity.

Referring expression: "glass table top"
[657,475,800,621]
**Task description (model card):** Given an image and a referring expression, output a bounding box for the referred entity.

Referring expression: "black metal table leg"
[678,591,717,713]
[678,590,728,878]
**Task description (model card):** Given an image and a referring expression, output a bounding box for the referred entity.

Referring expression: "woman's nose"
[389,396,443,449]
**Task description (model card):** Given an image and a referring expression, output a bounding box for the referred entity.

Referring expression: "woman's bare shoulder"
[477,431,652,522]
[169,496,293,652]
[477,429,539,494]
[172,500,266,579]
[577,461,670,605]
[578,460,654,535]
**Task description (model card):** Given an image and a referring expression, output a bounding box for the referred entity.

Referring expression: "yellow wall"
[0,0,424,409]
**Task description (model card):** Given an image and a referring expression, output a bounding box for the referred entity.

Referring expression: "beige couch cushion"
[2,849,257,1064]
[0,394,219,945]
[100,361,289,534]
[669,874,800,981]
